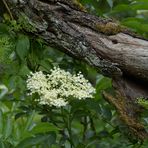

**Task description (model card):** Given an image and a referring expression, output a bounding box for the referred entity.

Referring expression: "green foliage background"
[0,0,148,147]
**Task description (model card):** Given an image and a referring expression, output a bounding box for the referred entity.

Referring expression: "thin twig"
[2,0,14,20]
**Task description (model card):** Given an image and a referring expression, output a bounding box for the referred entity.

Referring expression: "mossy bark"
[3,0,148,140]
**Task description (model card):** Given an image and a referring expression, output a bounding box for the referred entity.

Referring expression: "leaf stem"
[61,107,74,148]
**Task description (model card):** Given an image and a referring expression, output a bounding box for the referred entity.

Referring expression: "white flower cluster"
[26,67,96,107]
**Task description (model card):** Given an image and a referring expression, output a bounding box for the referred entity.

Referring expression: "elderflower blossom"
[26,67,96,107]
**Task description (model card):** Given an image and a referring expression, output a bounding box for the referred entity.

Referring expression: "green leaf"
[16,35,30,61]
[13,122,21,142]
[0,23,8,34]
[112,4,131,12]
[99,130,110,138]
[106,0,113,8]
[0,110,3,136]
[0,140,5,148]
[101,107,112,121]
[122,17,148,33]
[0,102,10,112]
[3,114,13,139]
[0,84,8,99]
[131,2,148,10]
[31,122,59,134]
[73,109,89,119]
[38,60,52,72]
[16,133,56,148]
[85,139,100,148]
[76,143,86,148]
[141,24,148,32]
[46,132,56,147]
[24,110,36,131]
[19,65,30,76]
[96,77,112,92]
[86,99,101,114]
[136,0,148,2]
[122,19,142,31]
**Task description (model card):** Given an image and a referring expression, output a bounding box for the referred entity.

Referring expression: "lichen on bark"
[3,0,148,140]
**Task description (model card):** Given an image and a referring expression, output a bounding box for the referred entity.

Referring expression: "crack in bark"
[4,0,148,140]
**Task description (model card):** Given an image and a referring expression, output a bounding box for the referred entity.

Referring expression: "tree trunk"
[3,0,148,140]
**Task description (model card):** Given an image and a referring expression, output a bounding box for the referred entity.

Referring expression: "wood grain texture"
[4,0,148,139]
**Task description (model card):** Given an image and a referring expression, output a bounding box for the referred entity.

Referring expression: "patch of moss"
[96,22,122,35]
[73,0,87,12]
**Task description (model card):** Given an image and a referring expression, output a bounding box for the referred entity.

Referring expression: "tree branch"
[4,0,148,140]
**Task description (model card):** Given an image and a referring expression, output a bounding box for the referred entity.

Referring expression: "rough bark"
[3,0,148,140]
